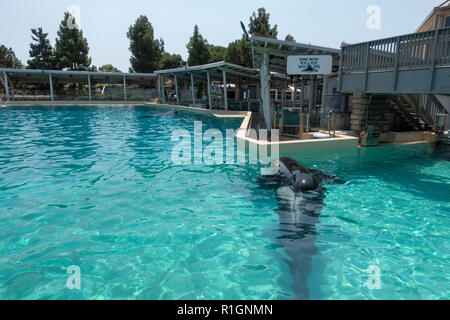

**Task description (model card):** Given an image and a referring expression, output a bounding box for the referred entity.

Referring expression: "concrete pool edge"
[236,112,360,153]
[1,101,248,118]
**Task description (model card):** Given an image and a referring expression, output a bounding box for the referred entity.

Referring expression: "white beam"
[222,70,228,110]
[190,73,196,105]
[88,74,92,101]
[260,53,272,130]
[49,73,54,101]
[174,74,179,105]
[207,71,212,109]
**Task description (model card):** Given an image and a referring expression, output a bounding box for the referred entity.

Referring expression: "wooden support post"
[363,42,370,92]
[392,36,401,92]
[429,29,440,92]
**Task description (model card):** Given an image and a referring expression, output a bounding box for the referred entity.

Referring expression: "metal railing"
[341,27,450,74]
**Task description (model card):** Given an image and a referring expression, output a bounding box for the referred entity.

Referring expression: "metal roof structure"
[155,61,260,82]
[250,35,341,73]
[0,68,158,85]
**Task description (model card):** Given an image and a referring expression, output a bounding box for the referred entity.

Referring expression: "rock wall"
[350,94,394,133]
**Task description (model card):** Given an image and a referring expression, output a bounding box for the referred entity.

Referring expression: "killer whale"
[139,111,178,119]
[260,157,344,300]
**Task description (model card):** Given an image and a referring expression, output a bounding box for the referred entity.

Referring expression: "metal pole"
[10,81,15,100]
[3,72,10,102]
[261,53,272,130]
[157,75,161,102]
[174,74,179,105]
[222,70,228,111]
[49,73,54,101]
[161,77,166,103]
[123,75,127,101]
[308,76,314,115]
[320,75,329,128]
[190,73,195,106]
[207,71,212,109]
[88,74,92,101]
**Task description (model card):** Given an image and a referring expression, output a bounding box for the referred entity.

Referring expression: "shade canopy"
[250,35,341,74]
[0,68,158,85]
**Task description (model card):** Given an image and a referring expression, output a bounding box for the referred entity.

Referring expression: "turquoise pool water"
[0,105,448,300]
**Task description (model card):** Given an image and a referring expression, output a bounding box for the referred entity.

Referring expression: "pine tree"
[187,25,210,66]
[0,45,22,68]
[285,34,296,42]
[127,15,164,73]
[27,27,56,69]
[248,8,278,38]
[54,12,91,70]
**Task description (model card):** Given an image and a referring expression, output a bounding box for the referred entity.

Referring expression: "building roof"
[416,1,450,32]
[250,35,341,73]
[0,68,157,85]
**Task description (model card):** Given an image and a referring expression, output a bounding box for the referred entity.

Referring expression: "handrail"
[341,27,450,74]
[404,94,447,127]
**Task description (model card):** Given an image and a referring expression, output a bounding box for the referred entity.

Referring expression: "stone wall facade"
[350,94,394,134]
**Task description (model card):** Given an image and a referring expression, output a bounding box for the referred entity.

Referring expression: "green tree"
[248,8,278,38]
[226,36,252,68]
[54,12,91,70]
[27,27,56,70]
[208,45,227,63]
[187,25,210,66]
[158,52,183,70]
[0,45,22,68]
[127,15,163,73]
[285,34,296,42]
[99,64,121,72]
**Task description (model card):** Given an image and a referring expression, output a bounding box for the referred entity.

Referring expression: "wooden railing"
[341,27,450,74]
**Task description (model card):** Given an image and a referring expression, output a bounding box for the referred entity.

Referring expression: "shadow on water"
[274,187,326,300]
[257,165,337,300]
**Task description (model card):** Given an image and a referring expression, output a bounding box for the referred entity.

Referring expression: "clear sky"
[0,0,443,71]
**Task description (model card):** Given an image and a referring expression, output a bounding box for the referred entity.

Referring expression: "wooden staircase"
[390,94,447,131]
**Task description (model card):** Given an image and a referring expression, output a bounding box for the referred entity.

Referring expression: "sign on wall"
[287,55,332,75]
